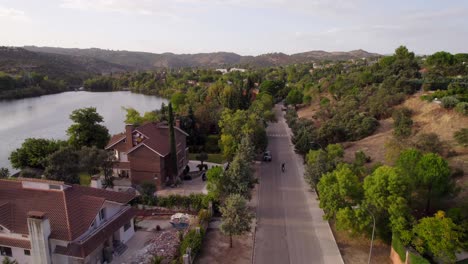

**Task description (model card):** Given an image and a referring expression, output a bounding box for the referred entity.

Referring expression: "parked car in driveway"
[263,151,272,162]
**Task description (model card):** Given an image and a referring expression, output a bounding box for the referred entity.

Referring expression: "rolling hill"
[23,46,380,69]
[0,47,131,84]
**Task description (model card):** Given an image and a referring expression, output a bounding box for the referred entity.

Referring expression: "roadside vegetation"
[284,46,468,263]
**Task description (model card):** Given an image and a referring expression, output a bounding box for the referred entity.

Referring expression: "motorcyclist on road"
[281,163,285,172]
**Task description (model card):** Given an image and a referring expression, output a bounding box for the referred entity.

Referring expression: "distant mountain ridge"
[23,46,380,69]
[0,46,131,83]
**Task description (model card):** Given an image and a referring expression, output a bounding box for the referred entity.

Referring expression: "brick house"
[105,122,189,189]
[0,178,136,264]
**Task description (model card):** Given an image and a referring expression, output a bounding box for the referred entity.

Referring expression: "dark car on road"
[263,151,272,162]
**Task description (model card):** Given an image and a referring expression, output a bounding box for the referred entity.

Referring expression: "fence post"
[405,250,409,264]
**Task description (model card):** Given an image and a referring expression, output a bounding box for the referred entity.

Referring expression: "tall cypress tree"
[168,103,178,184]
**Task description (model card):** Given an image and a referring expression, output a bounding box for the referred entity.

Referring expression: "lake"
[0,91,167,171]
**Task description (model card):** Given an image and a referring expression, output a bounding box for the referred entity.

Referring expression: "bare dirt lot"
[197,222,254,264]
[330,222,391,264]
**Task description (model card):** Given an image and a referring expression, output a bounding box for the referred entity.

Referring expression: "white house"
[0,178,136,264]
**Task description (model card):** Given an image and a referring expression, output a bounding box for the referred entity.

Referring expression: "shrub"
[179,228,205,257]
[392,108,413,139]
[454,128,468,146]
[441,96,459,109]
[413,133,444,155]
[198,209,211,225]
[455,102,468,115]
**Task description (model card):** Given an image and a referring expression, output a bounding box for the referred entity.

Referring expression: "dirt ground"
[197,224,254,264]
[330,222,391,264]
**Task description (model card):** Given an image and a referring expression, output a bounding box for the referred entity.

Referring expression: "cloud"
[59,0,364,17]
[0,6,30,21]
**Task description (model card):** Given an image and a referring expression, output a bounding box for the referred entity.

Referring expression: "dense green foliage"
[67,107,110,149]
[156,194,207,212]
[392,108,413,138]
[0,71,67,100]
[179,228,205,257]
[9,138,67,170]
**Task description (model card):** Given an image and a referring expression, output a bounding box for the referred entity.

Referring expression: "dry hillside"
[298,92,468,198]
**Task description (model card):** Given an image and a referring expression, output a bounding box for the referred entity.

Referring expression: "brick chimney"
[125,124,134,149]
[27,211,51,264]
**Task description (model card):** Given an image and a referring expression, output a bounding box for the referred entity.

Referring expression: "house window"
[0,246,12,257]
[24,249,30,256]
[99,208,106,221]
[124,221,132,231]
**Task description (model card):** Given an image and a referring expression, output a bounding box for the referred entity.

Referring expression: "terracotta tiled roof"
[0,202,12,230]
[106,133,126,149]
[0,179,135,242]
[0,236,31,249]
[54,207,136,258]
[107,122,187,157]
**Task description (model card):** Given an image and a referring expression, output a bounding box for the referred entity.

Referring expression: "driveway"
[157,174,207,196]
[253,104,343,264]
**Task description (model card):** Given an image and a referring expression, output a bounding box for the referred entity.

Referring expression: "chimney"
[175,119,181,128]
[27,212,52,264]
[125,124,134,149]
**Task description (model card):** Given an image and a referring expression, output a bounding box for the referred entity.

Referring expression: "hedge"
[156,194,208,211]
[179,227,205,258]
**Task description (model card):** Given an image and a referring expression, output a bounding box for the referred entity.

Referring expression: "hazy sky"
[1,0,467,55]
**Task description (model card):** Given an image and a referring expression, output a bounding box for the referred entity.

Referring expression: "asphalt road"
[253,104,343,264]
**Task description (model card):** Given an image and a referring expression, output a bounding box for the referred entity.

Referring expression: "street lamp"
[352,205,375,264]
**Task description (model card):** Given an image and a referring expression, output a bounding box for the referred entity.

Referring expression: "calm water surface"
[0,91,167,171]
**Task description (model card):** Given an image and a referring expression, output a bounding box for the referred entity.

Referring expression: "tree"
[123,107,159,126]
[0,167,9,178]
[140,182,156,205]
[317,164,363,219]
[67,107,110,149]
[363,166,410,240]
[220,194,254,248]
[170,92,186,112]
[413,211,465,263]
[222,152,254,199]
[392,108,413,139]
[206,166,224,202]
[285,89,303,105]
[395,148,422,187]
[168,103,178,184]
[304,144,344,188]
[44,146,80,183]
[415,153,452,214]
[78,146,115,188]
[9,138,66,170]
[196,152,208,168]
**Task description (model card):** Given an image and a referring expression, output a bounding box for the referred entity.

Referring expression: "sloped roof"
[106,122,188,157]
[0,179,135,241]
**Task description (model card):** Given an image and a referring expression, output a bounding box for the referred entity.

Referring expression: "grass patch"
[189,153,225,164]
[79,173,91,186]
[392,235,406,262]
[408,252,430,264]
